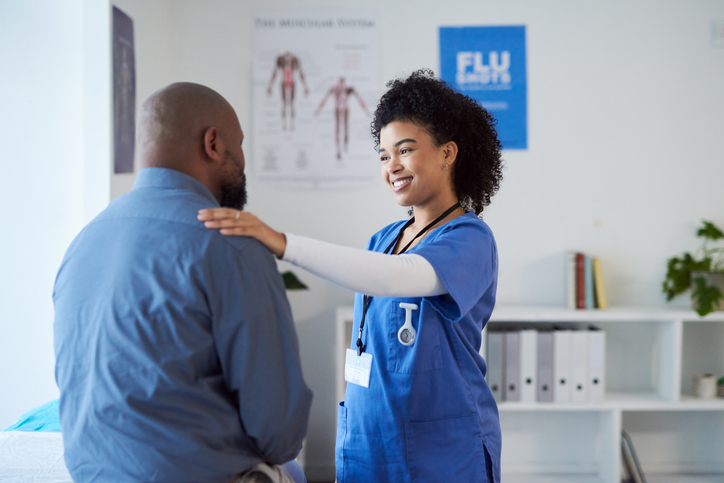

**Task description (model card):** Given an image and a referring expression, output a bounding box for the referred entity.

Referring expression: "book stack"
[486,324,606,404]
[567,251,607,310]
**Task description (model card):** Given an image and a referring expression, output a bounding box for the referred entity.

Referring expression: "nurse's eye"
[400,148,412,155]
[379,154,389,162]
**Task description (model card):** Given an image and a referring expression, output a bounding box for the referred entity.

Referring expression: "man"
[53,83,312,483]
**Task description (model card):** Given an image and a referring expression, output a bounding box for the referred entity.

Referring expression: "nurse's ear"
[441,141,458,169]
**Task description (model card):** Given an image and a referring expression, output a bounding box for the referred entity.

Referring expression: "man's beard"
[219,151,248,210]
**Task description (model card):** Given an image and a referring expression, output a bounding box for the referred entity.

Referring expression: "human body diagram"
[267,51,309,131]
[314,77,369,160]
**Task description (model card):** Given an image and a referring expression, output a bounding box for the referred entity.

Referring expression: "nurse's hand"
[197,208,287,259]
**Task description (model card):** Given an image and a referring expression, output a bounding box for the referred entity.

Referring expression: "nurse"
[199,69,504,482]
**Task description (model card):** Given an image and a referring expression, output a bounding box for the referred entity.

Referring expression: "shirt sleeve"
[209,237,313,464]
[413,219,498,322]
[282,233,447,297]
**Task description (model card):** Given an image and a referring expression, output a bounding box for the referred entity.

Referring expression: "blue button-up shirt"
[54,168,312,483]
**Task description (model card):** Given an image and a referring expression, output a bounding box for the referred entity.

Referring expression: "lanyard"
[356,202,461,355]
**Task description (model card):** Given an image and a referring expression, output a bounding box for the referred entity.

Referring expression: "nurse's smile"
[392,177,412,191]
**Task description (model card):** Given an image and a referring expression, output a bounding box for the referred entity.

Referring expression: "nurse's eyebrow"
[378,138,417,153]
[395,138,416,146]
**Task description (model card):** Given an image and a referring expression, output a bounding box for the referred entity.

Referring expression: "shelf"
[622,411,724,478]
[498,393,724,411]
[646,476,724,483]
[675,395,724,409]
[490,305,724,323]
[334,305,724,483]
[500,475,605,483]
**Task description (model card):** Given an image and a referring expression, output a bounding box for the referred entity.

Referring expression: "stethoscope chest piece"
[398,303,419,346]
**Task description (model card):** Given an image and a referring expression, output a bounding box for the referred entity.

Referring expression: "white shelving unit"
[335,306,724,483]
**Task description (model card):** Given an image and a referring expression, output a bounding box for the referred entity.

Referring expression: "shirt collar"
[132,168,219,207]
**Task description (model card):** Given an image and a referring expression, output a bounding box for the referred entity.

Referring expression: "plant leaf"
[697,220,724,241]
[662,255,700,300]
[691,275,723,317]
[282,271,308,290]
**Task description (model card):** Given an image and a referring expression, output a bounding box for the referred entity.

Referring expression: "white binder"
[537,331,554,402]
[570,330,590,403]
[504,331,521,402]
[519,329,538,403]
[486,331,504,403]
[566,251,577,309]
[588,327,606,402]
[553,329,572,403]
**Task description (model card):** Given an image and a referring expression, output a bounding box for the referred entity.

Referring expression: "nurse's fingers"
[197,207,239,221]
[219,223,287,259]
[198,210,287,258]
[201,215,257,230]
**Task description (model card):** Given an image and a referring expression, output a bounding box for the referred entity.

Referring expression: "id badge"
[345,348,373,388]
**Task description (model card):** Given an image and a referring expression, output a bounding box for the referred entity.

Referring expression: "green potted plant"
[282,271,308,290]
[718,376,724,398]
[662,220,724,316]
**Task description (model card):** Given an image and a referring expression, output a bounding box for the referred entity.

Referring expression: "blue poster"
[440,26,527,150]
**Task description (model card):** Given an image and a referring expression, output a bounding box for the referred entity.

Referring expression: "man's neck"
[140,155,220,203]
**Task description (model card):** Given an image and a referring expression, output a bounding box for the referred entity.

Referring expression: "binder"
[588,327,606,402]
[553,329,572,403]
[519,329,538,403]
[566,251,577,310]
[570,330,590,403]
[486,331,504,403]
[504,331,521,402]
[537,331,554,402]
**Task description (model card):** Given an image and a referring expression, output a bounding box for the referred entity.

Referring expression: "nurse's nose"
[387,156,403,174]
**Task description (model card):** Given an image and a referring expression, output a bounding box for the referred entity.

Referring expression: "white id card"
[345,348,373,388]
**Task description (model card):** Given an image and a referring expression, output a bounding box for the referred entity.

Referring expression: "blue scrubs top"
[335,212,501,483]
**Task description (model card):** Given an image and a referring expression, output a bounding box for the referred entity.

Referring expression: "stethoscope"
[355,202,461,355]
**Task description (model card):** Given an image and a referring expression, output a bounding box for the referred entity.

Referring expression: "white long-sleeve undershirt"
[281,233,447,298]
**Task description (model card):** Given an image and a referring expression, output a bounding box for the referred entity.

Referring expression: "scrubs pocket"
[335,402,347,483]
[387,300,443,374]
[405,414,487,482]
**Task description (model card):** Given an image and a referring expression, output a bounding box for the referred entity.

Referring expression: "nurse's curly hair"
[371,69,504,215]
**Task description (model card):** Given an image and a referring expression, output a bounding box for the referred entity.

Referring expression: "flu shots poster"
[440,26,527,150]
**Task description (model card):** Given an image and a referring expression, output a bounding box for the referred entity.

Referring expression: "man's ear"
[203,126,224,162]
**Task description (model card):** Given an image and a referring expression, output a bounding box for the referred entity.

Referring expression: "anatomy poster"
[439,26,527,150]
[253,10,379,189]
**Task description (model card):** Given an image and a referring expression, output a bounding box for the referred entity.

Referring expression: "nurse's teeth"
[393,179,410,188]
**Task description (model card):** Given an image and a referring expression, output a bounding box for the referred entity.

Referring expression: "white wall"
[0,0,96,429]
[0,0,173,429]
[161,1,724,478]
[1,0,723,480]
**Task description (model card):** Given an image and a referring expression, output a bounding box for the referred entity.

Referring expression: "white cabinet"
[335,306,724,483]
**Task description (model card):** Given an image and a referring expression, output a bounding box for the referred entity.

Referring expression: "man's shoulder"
[81,189,268,258]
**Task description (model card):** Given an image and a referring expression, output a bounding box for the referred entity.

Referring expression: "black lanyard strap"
[356,202,460,355]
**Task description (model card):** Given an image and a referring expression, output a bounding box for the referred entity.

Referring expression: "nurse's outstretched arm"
[197,208,446,298]
[282,233,446,297]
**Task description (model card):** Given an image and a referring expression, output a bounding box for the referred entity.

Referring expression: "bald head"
[136,82,248,209]
[137,82,238,169]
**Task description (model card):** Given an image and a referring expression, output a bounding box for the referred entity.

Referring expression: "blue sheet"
[3,399,61,432]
